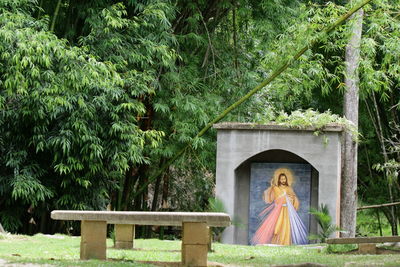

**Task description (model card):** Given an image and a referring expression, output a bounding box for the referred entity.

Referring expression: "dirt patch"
[0,234,29,241]
[42,235,65,240]
[113,259,226,266]
[133,248,181,253]
[341,247,400,255]
[140,261,226,267]
[272,263,328,267]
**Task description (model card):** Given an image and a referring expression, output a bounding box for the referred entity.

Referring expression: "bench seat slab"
[80,220,106,260]
[51,211,230,227]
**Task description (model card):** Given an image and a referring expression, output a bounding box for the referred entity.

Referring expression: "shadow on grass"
[116,259,226,267]
[133,248,180,253]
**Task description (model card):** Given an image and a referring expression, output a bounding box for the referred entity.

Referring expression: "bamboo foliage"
[0,1,165,232]
[134,0,374,198]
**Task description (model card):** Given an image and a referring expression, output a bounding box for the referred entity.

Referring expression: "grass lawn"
[1,233,400,266]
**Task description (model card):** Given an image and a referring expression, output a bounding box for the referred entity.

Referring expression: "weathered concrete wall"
[214,123,342,245]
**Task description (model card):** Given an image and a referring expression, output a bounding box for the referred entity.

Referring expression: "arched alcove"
[234,149,319,245]
[213,122,343,245]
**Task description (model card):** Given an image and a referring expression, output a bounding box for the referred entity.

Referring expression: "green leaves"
[11,174,54,205]
[9,163,54,206]
[309,204,344,243]
[0,1,165,231]
[254,109,359,142]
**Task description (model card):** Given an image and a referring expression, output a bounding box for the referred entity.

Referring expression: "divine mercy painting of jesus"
[249,164,311,245]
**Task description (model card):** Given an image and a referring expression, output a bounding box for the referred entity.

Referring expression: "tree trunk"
[364,95,398,235]
[161,170,170,209]
[371,92,398,235]
[232,3,239,76]
[120,166,139,211]
[39,203,48,233]
[36,0,44,19]
[50,0,63,32]
[151,174,163,211]
[340,8,363,237]
[376,210,383,236]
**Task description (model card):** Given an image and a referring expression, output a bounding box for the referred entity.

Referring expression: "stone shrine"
[214,122,343,245]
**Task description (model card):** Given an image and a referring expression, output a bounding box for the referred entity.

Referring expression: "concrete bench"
[51,210,230,266]
[326,236,400,254]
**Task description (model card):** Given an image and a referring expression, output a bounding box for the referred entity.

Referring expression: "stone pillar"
[115,224,135,249]
[358,243,377,254]
[182,222,209,267]
[80,220,107,260]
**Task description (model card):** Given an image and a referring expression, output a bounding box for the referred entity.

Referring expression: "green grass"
[1,233,400,266]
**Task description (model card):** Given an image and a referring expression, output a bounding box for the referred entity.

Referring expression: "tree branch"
[50,0,62,32]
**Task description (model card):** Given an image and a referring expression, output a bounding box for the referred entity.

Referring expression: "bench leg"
[208,226,212,252]
[80,220,107,260]
[358,243,377,254]
[182,222,209,267]
[115,224,135,249]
